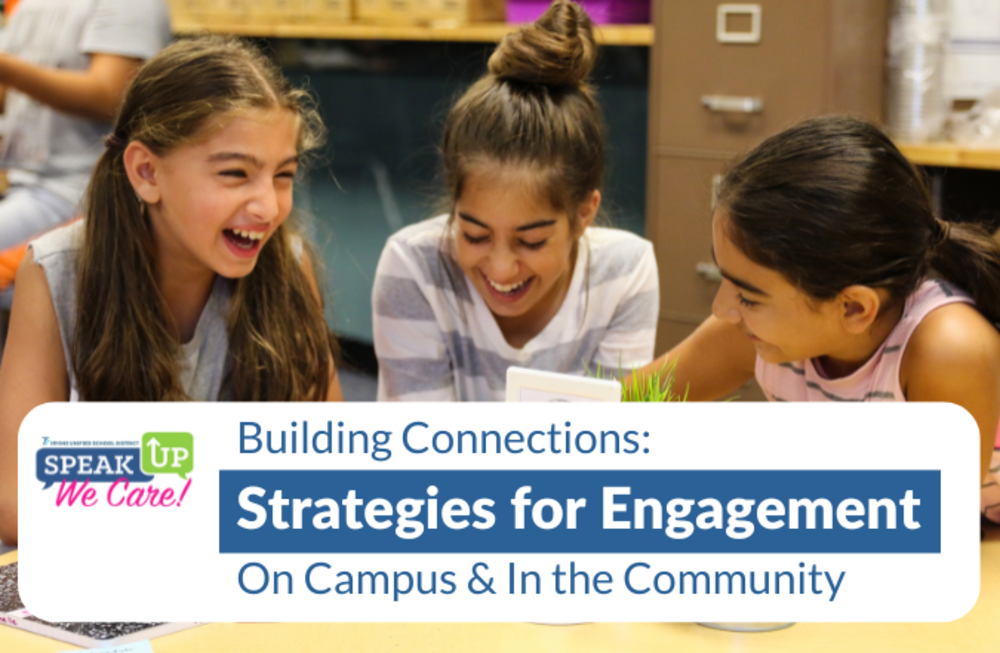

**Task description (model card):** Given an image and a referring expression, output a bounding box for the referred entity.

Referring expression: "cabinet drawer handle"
[701,95,763,113]
[696,262,723,282]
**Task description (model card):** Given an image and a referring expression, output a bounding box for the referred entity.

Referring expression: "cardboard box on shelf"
[355,0,419,24]
[205,0,252,24]
[356,0,504,24]
[251,0,353,23]
[428,0,505,23]
[166,0,210,24]
[293,0,353,22]
[247,0,293,23]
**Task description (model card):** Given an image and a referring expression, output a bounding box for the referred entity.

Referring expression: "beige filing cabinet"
[646,0,889,399]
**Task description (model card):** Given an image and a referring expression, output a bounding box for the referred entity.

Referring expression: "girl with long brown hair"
[0,36,342,545]
[372,0,659,401]
[637,116,1000,513]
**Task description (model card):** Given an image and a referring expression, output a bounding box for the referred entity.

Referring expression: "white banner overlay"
[17,402,980,622]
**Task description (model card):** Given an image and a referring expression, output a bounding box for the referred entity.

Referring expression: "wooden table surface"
[2,529,997,652]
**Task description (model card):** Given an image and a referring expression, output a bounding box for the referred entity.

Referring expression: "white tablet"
[505,366,622,403]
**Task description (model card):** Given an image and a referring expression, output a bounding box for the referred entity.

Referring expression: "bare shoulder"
[902,301,1000,481]
[902,302,1000,396]
[0,249,67,545]
[11,247,59,323]
[5,248,67,380]
[0,247,69,439]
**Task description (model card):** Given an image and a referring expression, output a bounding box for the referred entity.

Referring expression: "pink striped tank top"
[756,279,999,522]
[756,279,972,403]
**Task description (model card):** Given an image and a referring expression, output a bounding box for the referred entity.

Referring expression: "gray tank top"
[30,220,232,401]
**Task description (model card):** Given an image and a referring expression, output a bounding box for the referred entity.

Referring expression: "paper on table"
[0,562,199,648]
[58,640,155,653]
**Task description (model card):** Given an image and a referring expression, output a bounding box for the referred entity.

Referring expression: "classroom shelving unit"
[896,143,1000,171]
[172,19,655,45]
[174,21,1000,172]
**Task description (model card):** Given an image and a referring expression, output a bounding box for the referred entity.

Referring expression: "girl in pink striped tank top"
[640,116,1000,524]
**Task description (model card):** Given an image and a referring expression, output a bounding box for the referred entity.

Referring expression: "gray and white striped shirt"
[372,215,659,401]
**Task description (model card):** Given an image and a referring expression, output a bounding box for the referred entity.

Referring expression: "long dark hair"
[718,115,1000,323]
[75,35,336,401]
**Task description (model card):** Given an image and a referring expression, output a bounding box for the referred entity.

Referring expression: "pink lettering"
[55,479,92,507]
[108,477,129,506]
[154,487,175,507]
[104,479,193,508]
[126,486,150,507]
[177,478,192,506]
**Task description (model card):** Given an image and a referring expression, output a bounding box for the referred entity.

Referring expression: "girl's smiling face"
[453,164,598,333]
[710,211,846,365]
[130,108,300,280]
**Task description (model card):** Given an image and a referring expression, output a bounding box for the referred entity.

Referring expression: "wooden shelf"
[172,20,654,46]
[898,142,1000,171]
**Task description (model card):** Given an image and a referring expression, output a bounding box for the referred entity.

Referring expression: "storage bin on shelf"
[507,0,649,24]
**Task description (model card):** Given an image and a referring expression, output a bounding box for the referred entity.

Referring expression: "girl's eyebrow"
[721,270,769,297]
[208,152,260,165]
[457,213,556,232]
[711,247,770,297]
[207,152,299,167]
[516,220,557,231]
[458,212,489,229]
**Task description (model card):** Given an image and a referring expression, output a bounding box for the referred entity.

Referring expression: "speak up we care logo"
[37,432,195,489]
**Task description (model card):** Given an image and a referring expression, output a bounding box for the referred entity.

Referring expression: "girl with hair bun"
[0,36,342,545]
[372,0,659,401]
[636,116,1000,503]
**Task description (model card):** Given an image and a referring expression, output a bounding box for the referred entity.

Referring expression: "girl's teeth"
[230,229,264,241]
[488,278,526,293]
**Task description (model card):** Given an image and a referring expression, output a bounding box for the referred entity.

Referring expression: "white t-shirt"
[372,215,660,401]
[0,0,173,205]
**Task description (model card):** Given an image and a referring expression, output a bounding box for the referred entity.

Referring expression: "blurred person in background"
[0,0,172,252]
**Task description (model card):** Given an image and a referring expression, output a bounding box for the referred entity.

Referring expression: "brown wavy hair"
[74,35,336,401]
[718,115,1000,323]
[442,0,605,223]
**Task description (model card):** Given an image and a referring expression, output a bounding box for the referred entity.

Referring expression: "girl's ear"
[838,285,883,334]
[576,189,601,233]
[122,141,162,204]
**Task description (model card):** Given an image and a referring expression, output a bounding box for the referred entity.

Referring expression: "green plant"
[620,358,689,403]
[588,358,689,403]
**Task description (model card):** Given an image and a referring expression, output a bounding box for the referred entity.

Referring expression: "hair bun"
[488,0,598,87]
